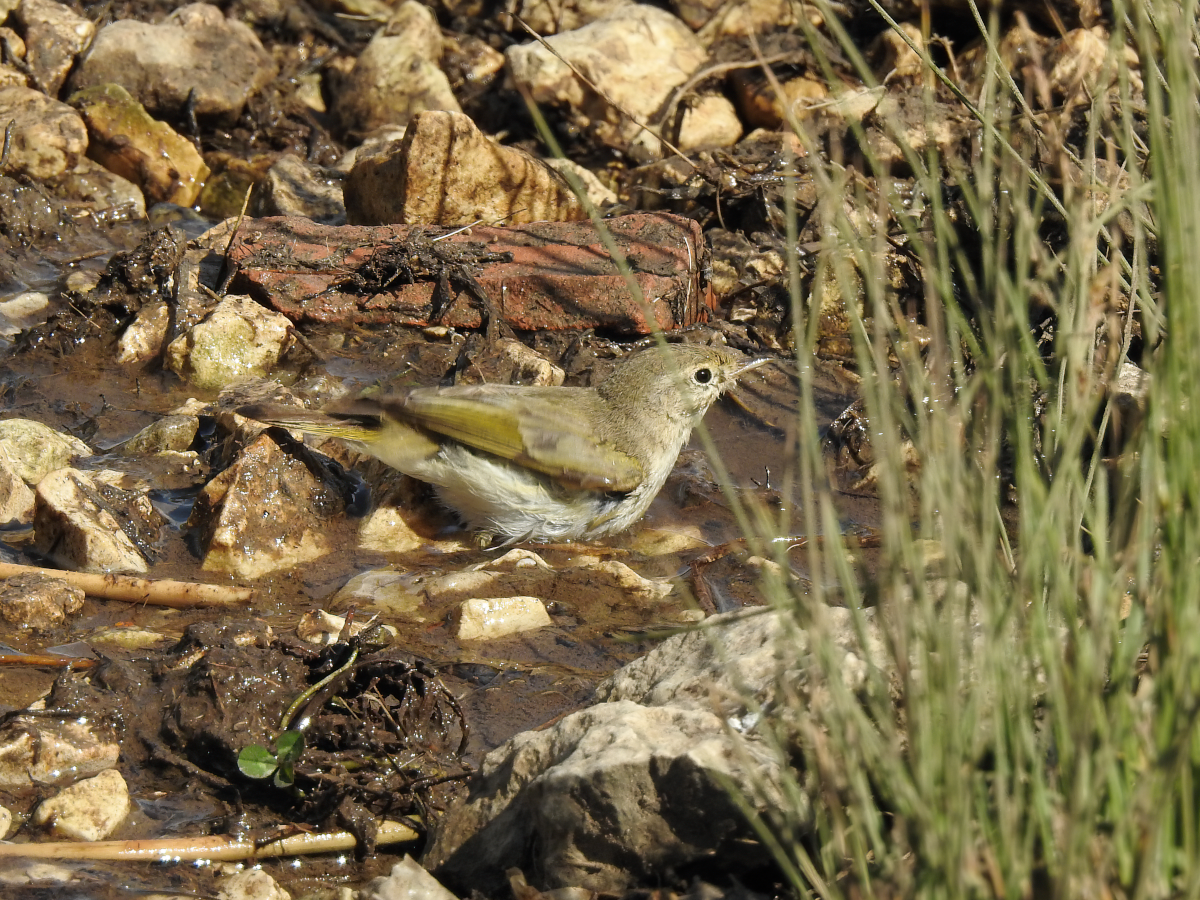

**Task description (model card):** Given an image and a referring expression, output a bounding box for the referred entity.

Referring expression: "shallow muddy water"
[0,258,867,897]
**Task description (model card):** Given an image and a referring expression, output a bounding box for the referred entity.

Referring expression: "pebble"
[344,110,584,226]
[505,5,706,151]
[334,0,461,138]
[70,83,211,207]
[454,596,553,641]
[70,2,276,120]
[165,294,294,390]
[32,769,131,842]
[0,85,87,179]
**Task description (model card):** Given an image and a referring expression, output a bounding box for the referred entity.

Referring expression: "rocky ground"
[0,0,1143,898]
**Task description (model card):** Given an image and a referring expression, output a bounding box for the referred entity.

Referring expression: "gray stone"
[424,699,787,894]
[70,3,276,120]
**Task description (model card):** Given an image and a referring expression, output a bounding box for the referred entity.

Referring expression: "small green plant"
[237,731,305,788]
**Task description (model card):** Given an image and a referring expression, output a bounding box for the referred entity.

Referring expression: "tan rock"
[335,1,461,137]
[165,294,294,390]
[188,433,335,577]
[69,2,276,119]
[0,716,119,787]
[344,110,585,226]
[506,5,706,150]
[0,85,86,178]
[33,468,151,575]
[16,0,94,96]
[0,445,35,522]
[503,0,633,34]
[454,595,553,640]
[0,573,85,631]
[115,301,170,365]
[70,82,210,207]
[33,769,130,841]
[0,418,91,484]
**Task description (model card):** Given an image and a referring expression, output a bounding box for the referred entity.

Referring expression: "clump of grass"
[734,0,1200,897]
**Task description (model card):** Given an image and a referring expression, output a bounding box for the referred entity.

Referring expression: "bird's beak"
[735,357,773,378]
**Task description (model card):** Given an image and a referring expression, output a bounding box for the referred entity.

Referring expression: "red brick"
[226,214,715,334]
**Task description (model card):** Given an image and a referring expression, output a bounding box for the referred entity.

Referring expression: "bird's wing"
[378,385,644,493]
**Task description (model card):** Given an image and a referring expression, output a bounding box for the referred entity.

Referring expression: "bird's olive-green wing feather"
[379,386,644,492]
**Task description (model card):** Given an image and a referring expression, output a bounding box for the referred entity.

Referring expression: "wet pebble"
[164,294,294,390]
[0,573,85,631]
[256,153,346,224]
[115,300,170,365]
[15,0,94,96]
[216,869,292,900]
[453,595,553,641]
[70,83,210,207]
[0,419,91,485]
[33,467,159,574]
[187,431,337,577]
[0,447,35,522]
[362,855,460,900]
[0,715,120,787]
[31,768,130,841]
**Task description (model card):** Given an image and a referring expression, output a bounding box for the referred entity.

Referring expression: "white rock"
[361,855,458,900]
[32,769,130,841]
[116,301,171,365]
[505,6,706,150]
[454,596,552,640]
[33,467,149,575]
[0,418,91,484]
[296,609,398,645]
[216,868,292,900]
[0,716,120,788]
[165,295,294,391]
[0,803,11,839]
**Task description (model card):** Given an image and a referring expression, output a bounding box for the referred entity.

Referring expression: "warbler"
[238,343,767,543]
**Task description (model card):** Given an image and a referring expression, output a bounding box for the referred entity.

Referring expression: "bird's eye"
[694,367,713,384]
